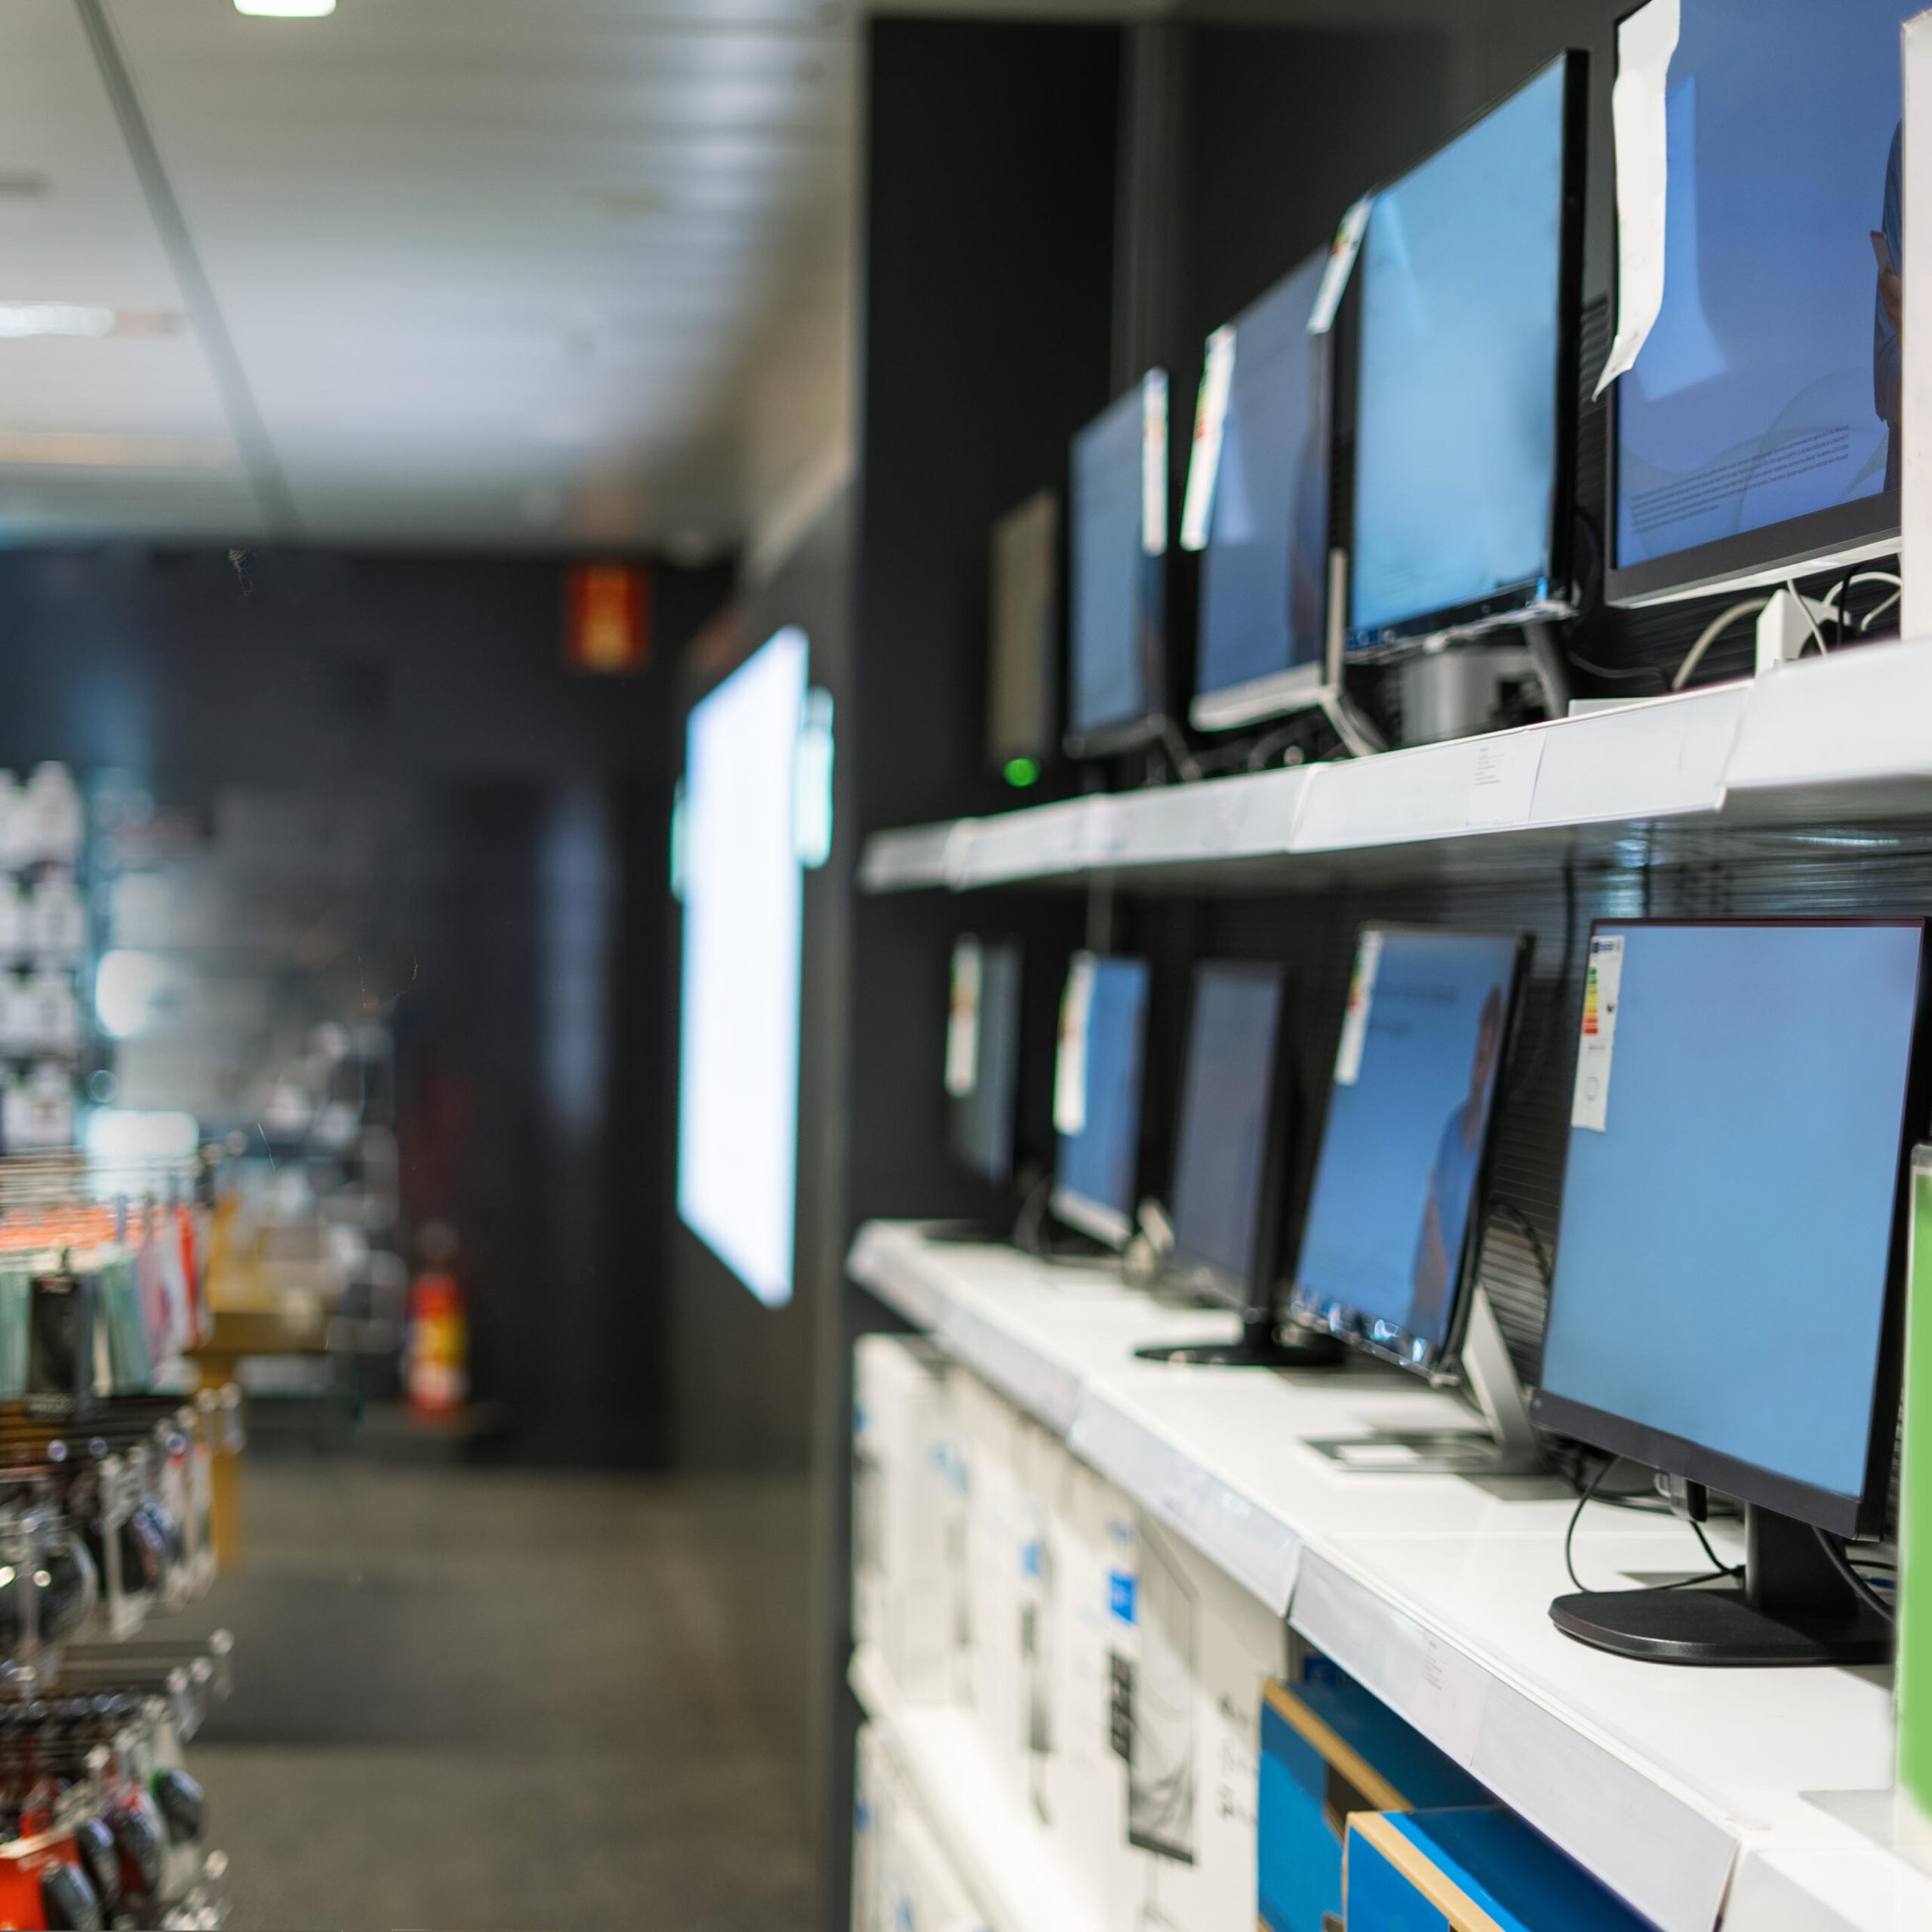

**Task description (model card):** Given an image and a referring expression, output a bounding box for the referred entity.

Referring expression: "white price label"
[1308,195,1375,335]
[1334,929,1383,1086]
[1464,733,1546,830]
[1571,934,1626,1133]
[944,938,983,1098]
[1180,325,1236,553]
[1054,953,1096,1136]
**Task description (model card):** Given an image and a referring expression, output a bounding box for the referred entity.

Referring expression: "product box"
[1109,1512,1287,1932]
[1258,1663,1490,1932]
[1345,1807,1657,1931]
[955,1368,1022,1770]
[851,1724,893,1932]
[853,1336,962,1703]
[1035,1442,1133,1925]
[877,1759,990,1932]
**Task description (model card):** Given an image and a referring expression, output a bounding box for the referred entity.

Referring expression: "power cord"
[1672,598,1768,691]
[1814,1526,1897,1626]
[1563,1454,1740,1595]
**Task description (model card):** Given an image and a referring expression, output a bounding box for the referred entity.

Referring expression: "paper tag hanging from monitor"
[1334,930,1383,1086]
[1180,326,1236,553]
[945,937,983,1098]
[1140,371,1169,557]
[1571,933,1626,1132]
[1307,195,1374,336]
[1594,0,1680,397]
[1055,952,1097,1135]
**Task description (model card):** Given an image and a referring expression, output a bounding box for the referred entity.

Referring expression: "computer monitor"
[1136,961,1340,1370]
[1347,53,1585,654]
[1607,0,1911,606]
[1533,918,1930,1666]
[989,491,1060,786]
[945,936,1023,1186]
[1190,251,1333,731]
[1067,373,1168,755]
[1291,927,1529,1377]
[1050,954,1151,1248]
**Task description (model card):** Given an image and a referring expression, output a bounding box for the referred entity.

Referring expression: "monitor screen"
[676,626,808,1307]
[1069,374,1168,751]
[946,936,1023,1185]
[1053,955,1152,1247]
[1168,961,1288,1309]
[1193,252,1332,727]
[1536,921,1926,1530]
[1611,0,1910,603]
[1291,928,1525,1371]
[989,491,1060,776]
[1349,55,1575,649]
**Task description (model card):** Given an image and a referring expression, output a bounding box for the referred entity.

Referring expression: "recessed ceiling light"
[233,0,336,17]
[0,303,183,339]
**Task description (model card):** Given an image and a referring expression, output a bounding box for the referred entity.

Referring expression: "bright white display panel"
[676,626,808,1306]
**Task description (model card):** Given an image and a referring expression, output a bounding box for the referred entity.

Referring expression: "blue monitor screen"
[1540,921,1923,1507]
[1293,929,1522,1360]
[1614,1,1909,587]
[1197,254,1331,706]
[1070,378,1164,745]
[1349,57,1570,646]
[1055,955,1151,1245]
[1170,962,1287,1303]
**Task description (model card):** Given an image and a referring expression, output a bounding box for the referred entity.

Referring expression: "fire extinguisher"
[406,1223,467,1419]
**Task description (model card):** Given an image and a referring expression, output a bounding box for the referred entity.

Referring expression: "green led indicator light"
[1004,758,1041,789]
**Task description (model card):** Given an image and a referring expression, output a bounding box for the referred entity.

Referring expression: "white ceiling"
[0,0,859,553]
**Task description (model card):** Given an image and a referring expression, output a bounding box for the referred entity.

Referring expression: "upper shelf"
[858,637,1932,895]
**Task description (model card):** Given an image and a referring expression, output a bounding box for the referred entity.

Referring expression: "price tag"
[944,938,982,1098]
[1180,325,1236,553]
[1308,195,1374,335]
[1054,953,1096,1135]
[1464,733,1546,829]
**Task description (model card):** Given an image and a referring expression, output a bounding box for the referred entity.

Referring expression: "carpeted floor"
[171,1451,817,1930]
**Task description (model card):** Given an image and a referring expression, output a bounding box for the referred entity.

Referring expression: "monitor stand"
[1302,1287,1545,1476]
[1134,1306,1344,1370]
[1549,1504,1892,1667]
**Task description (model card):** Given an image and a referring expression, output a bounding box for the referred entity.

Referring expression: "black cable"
[1489,1198,1552,1288]
[1814,1527,1897,1626]
[1565,1454,1739,1595]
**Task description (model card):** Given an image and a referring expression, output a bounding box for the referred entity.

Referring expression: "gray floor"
[175,1454,817,1930]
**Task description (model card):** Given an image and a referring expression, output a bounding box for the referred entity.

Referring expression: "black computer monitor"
[1607,0,1911,606]
[1190,251,1334,731]
[1050,954,1151,1248]
[1291,926,1529,1376]
[989,491,1060,788]
[1067,374,1168,756]
[1533,919,1931,1666]
[946,936,1023,1186]
[1346,53,1585,654]
[1137,961,1338,1370]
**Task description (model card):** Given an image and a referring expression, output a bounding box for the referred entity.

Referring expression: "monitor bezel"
[1601,1,1903,610]
[1051,955,1152,1252]
[1531,915,1932,1541]
[1189,252,1335,731]
[987,489,1063,770]
[1287,923,1534,1383]
[1164,959,1296,1318]
[1065,376,1170,758]
[1343,50,1589,657]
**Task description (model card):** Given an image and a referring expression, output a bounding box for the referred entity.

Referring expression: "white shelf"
[850,1641,1103,1932]
[849,1221,1906,1932]
[857,638,1932,894]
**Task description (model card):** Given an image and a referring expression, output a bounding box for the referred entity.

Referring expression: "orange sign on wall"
[565,562,652,672]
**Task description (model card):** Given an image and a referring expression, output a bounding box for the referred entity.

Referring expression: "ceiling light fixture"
[232,0,336,17]
[0,303,113,339]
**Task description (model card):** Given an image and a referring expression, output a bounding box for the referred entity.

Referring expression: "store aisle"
[179,1451,816,1930]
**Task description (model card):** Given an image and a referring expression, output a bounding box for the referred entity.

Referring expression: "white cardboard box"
[1109,1512,1284,1932]
[957,1367,1024,1778]
[854,1337,964,1704]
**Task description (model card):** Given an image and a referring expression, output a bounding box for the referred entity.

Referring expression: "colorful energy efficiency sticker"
[1334,929,1384,1086]
[1180,325,1236,553]
[1571,933,1624,1131]
[944,937,982,1098]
